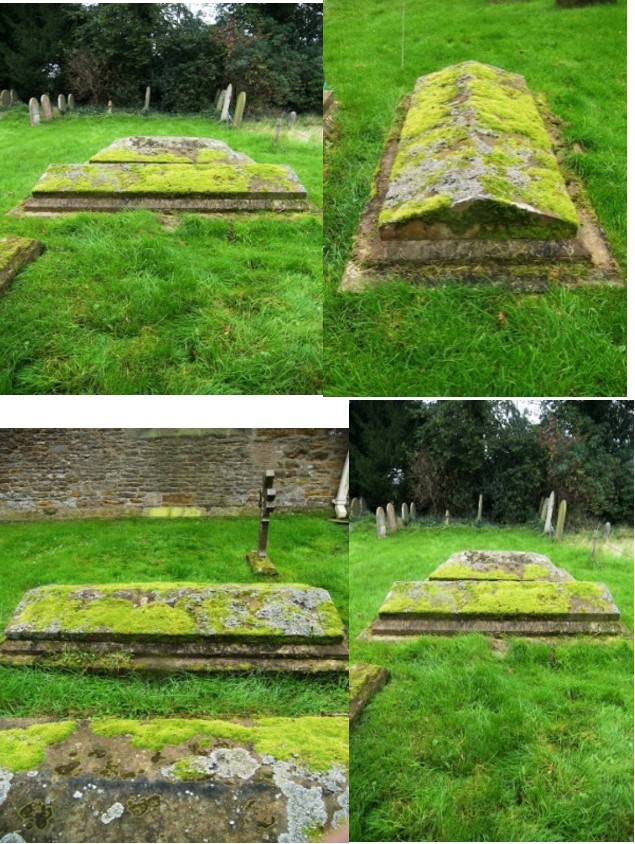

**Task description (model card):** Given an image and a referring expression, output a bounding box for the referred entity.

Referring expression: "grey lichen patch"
[166,747,260,781]
[0,768,13,806]
[273,760,328,843]
[100,802,124,824]
[379,61,579,240]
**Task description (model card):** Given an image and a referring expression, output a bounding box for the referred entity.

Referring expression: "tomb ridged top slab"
[429,550,575,582]
[90,136,255,165]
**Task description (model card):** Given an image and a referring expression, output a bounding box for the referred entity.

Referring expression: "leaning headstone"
[288,110,297,129]
[555,499,567,541]
[216,88,225,111]
[386,503,397,532]
[350,497,361,519]
[67,93,75,110]
[0,716,349,843]
[234,90,246,128]
[603,521,611,543]
[543,491,555,535]
[220,83,232,122]
[143,85,151,111]
[40,93,52,120]
[401,503,409,524]
[0,89,10,108]
[28,97,40,126]
[476,494,483,523]
[376,506,386,538]
[409,502,416,521]
[58,93,67,113]
[0,237,43,291]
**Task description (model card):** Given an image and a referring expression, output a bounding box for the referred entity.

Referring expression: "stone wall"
[0,429,348,521]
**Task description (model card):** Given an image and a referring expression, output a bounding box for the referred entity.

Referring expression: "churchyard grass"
[349,521,633,842]
[0,514,347,718]
[0,109,322,394]
[324,0,626,397]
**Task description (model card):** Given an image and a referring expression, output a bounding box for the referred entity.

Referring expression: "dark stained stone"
[0,716,349,843]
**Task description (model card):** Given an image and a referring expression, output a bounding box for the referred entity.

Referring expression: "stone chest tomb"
[341,61,619,290]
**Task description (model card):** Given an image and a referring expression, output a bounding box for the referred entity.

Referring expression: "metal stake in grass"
[246,470,279,577]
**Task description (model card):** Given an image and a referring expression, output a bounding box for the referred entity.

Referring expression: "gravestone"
[58,93,67,113]
[28,97,40,126]
[444,510,450,525]
[0,237,43,291]
[603,521,611,542]
[555,499,567,541]
[401,503,409,524]
[376,506,386,538]
[10,89,18,104]
[350,663,389,725]
[543,491,555,535]
[360,497,367,514]
[216,88,225,111]
[341,61,619,291]
[234,91,246,128]
[409,502,416,521]
[40,93,52,120]
[477,494,483,522]
[143,86,151,111]
[428,550,574,582]
[0,89,10,108]
[0,583,348,673]
[0,716,349,843]
[107,99,113,114]
[288,110,297,129]
[350,497,361,519]
[67,93,75,109]
[246,470,278,577]
[220,84,232,122]
[386,503,397,532]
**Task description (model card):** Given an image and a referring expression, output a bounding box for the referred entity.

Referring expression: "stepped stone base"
[0,583,348,674]
[349,663,388,725]
[0,237,42,291]
[246,552,279,578]
[0,716,349,843]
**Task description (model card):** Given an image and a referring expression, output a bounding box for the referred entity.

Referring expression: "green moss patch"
[0,722,77,772]
[379,61,579,239]
[379,579,619,619]
[90,716,348,773]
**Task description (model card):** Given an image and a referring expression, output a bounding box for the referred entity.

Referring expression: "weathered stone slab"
[0,583,347,673]
[380,62,578,242]
[0,89,10,108]
[368,578,622,637]
[0,237,43,291]
[429,550,575,582]
[340,63,620,291]
[89,137,255,165]
[349,663,388,725]
[0,716,349,843]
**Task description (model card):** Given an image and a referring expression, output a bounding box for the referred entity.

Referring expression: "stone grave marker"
[234,90,246,127]
[376,506,386,538]
[0,583,348,673]
[0,89,10,108]
[143,86,151,111]
[67,93,75,109]
[0,237,43,291]
[444,509,450,525]
[603,521,611,543]
[360,496,367,514]
[340,61,620,291]
[555,499,567,541]
[0,716,349,843]
[58,93,67,113]
[350,497,361,519]
[386,503,397,532]
[216,88,225,111]
[350,662,389,725]
[543,491,555,535]
[288,110,297,129]
[401,503,409,524]
[220,83,232,122]
[477,494,483,522]
[29,97,40,126]
[409,502,416,521]
[40,93,52,119]
[107,99,113,114]
[10,88,18,104]
[246,469,278,576]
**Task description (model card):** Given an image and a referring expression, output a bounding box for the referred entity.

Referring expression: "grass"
[323,0,626,397]
[0,108,322,394]
[0,514,348,719]
[349,521,633,841]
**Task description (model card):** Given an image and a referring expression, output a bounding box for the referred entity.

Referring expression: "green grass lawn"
[323,0,626,397]
[349,521,633,841]
[0,514,347,719]
[0,109,322,394]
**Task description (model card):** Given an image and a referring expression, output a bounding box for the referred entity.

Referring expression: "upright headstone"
[144,86,151,111]
[477,494,483,523]
[67,93,75,110]
[234,91,246,128]
[0,89,10,108]
[107,99,113,114]
[360,497,367,514]
[376,506,386,539]
[555,499,567,541]
[288,110,297,129]
[543,491,555,535]
[58,93,67,113]
[350,497,361,519]
[603,521,611,543]
[220,83,232,122]
[9,89,18,104]
[386,503,397,532]
[444,509,450,526]
[29,97,40,126]
[409,502,416,521]
[40,93,52,120]
[401,503,409,524]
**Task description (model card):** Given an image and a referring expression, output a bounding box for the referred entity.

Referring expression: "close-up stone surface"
[0,717,349,843]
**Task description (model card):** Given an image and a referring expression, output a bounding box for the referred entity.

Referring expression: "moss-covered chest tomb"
[341,61,619,290]
[0,582,348,673]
